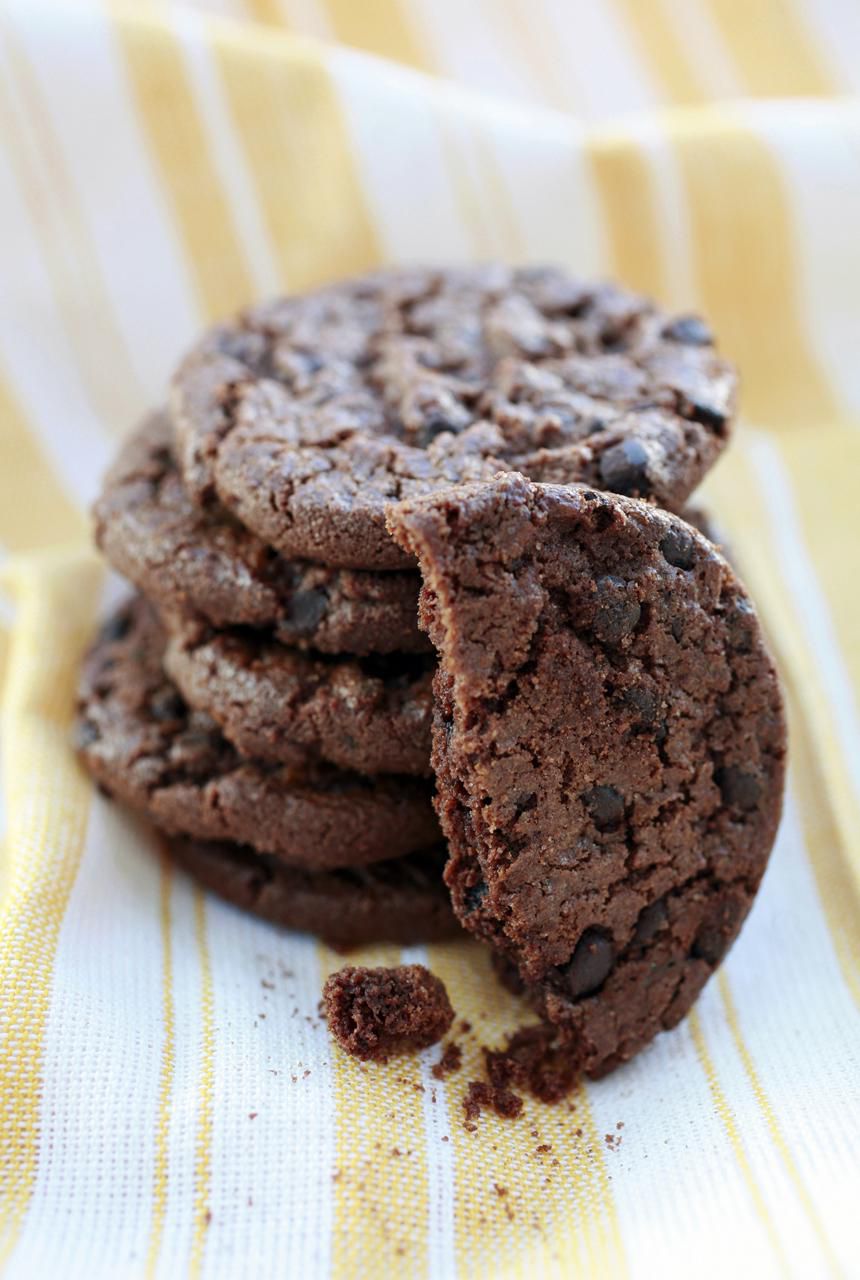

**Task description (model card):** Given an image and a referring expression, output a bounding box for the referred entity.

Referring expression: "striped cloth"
[0,1,858,1276]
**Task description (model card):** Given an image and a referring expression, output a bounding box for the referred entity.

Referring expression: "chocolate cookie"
[389,473,786,1078]
[323,964,454,1060]
[168,838,458,948]
[95,414,427,655]
[163,619,433,777]
[76,598,439,869]
[171,265,736,569]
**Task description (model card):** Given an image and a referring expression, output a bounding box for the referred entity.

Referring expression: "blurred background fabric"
[0,1,858,1277]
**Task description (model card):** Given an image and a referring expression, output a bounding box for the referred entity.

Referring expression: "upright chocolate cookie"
[76,598,439,869]
[163,619,433,777]
[167,838,458,948]
[171,265,736,569]
[95,414,427,655]
[389,474,785,1078]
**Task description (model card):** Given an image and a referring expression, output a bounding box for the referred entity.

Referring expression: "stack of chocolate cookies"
[77,266,786,1072]
[79,408,454,948]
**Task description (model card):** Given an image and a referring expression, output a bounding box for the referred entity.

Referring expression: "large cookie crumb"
[324,964,454,1061]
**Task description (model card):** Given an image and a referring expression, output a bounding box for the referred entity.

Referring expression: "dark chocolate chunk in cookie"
[163,619,433,777]
[76,598,439,869]
[323,964,454,1060]
[171,265,736,569]
[95,414,427,654]
[389,473,785,1078]
[167,838,458,948]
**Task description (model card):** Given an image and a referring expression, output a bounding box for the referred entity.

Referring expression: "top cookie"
[171,265,736,569]
[389,474,785,1076]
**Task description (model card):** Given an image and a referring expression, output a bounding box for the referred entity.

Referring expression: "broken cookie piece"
[323,964,454,1061]
[388,472,786,1078]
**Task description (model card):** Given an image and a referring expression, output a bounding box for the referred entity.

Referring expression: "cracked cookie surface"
[389,473,786,1077]
[172,265,736,569]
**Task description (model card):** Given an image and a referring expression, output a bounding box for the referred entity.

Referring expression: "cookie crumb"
[323,964,454,1061]
[483,1023,581,1104]
[463,1080,523,1127]
[431,1041,463,1080]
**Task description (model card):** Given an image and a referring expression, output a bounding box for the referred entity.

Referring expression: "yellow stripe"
[0,552,102,1265]
[212,27,381,290]
[110,8,256,322]
[0,372,86,552]
[703,444,860,1005]
[189,888,215,1277]
[322,0,429,72]
[667,106,840,426]
[772,426,860,710]
[614,0,709,106]
[703,0,835,97]
[427,939,628,1279]
[245,0,288,25]
[0,627,8,697]
[145,854,176,1280]
[321,941,433,1279]
[717,973,843,1278]
[688,1011,791,1277]
[0,23,144,429]
[588,132,666,301]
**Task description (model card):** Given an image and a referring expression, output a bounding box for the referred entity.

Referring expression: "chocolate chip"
[581,786,625,832]
[598,439,650,496]
[563,928,614,999]
[691,927,728,966]
[592,577,641,645]
[415,416,461,446]
[633,898,667,945]
[623,686,659,726]
[660,527,695,570]
[286,588,329,635]
[150,689,185,722]
[692,895,744,965]
[463,881,488,913]
[715,766,760,812]
[99,610,132,644]
[726,598,755,653]
[75,719,100,749]
[661,315,712,346]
